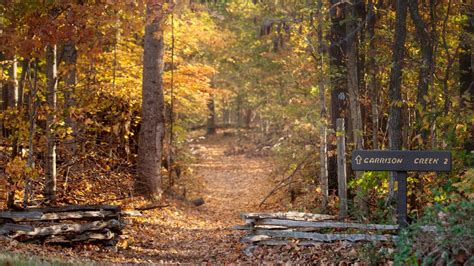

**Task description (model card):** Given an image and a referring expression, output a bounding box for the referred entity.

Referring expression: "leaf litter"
[0,133,393,264]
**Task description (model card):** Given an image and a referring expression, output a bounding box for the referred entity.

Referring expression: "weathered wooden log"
[248,230,398,242]
[250,239,369,247]
[253,219,399,231]
[24,205,121,213]
[242,212,336,222]
[236,220,437,232]
[44,230,115,244]
[11,219,121,239]
[121,210,143,217]
[0,210,118,222]
[0,223,34,235]
[241,234,271,243]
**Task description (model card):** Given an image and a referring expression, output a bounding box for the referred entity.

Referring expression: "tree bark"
[460,0,473,108]
[63,41,78,154]
[387,0,408,201]
[45,45,58,204]
[207,94,216,135]
[317,0,328,210]
[328,0,348,193]
[367,0,378,149]
[408,0,433,143]
[24,59,39,207]
[345,2,367,216]
[136,1,167,199]
[8,57,18,108]
[460,0,474,152]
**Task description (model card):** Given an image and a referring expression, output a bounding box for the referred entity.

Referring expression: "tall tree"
[45,44,58,204]
[345,0,367,215]
[328,0,348,191]
[408,0,433,143]
[136,0,167,199]
[63,40,78,154]
[207,94,216,135]
[387,0,408,200]
[460,0,473,152]
[367,0,378,149]
[315,0,328,210]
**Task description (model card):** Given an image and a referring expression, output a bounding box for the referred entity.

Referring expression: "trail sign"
[351,150,452,227]
[351,150,451,172]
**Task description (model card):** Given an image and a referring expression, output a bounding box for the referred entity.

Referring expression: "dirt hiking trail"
[0,133,280,264]
[119,132,279,263]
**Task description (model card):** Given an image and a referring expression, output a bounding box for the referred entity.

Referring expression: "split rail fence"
[0,205,136,245]
[235,212,436,248]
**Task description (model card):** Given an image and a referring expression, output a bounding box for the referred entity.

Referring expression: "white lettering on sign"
[414,158,440,164]
[362,157,403,164]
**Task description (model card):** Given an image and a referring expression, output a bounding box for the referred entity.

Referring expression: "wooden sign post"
[351,150,452,227]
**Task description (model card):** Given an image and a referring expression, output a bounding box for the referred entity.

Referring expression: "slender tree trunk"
[367,0,378,149]
[328,0,348,193]
[8,57,18,108]
[8,57,19,158]
[460,0,473,109]
[408,0,435,213]
[441,0,453,115]
[5,56,18,209]
[408,0,433,144]
[317,0,328,210]
[45,45,58,204]
[460,0,474,151]
[207,94,216,135]
[12,59,29,163]
[1,55,8,119]
[136,1,167,199]
[387,0,408,202]
[345,3,367,216]
[24,59,39,207]
[18,59,29,108]
[63,41,78,155]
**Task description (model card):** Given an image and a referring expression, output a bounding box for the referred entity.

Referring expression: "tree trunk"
[460,0,473,108]
[345,3,367,216]
[459,0,474,151]
[317,0,328,210]
[387,0,408,201]
[408,0,433,144]
[3,56,18,209]
[24,59,39,207]
[460,0,474,152]
[328,0,348,193]
[207,94,216,135]
[8,57,18,108]
[136,1,167,199]
[408,0,435,213]
[8,57,19,158]
[367,0,378,149]
[63,41,78,155]
[45,45,58,204]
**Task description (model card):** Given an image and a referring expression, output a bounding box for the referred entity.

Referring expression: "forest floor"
[0,131,387,264]
[0,132,280,264]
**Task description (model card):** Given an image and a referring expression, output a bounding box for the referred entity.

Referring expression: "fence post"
[337,118,347,218]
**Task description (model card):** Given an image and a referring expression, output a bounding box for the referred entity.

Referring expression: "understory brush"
[394,200,473,265]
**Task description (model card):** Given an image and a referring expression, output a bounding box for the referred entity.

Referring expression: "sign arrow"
[355,155,362,165]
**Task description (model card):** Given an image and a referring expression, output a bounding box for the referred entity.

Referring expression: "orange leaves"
[5,157,27,181]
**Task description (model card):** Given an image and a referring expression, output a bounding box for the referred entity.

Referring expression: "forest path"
[0,132,281,264]
[189,132,277,224]
[118,132,279,263]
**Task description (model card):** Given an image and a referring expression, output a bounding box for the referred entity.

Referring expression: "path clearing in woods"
[0,132,383,264]
[0,132,281,264]
[118,132,281,263]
